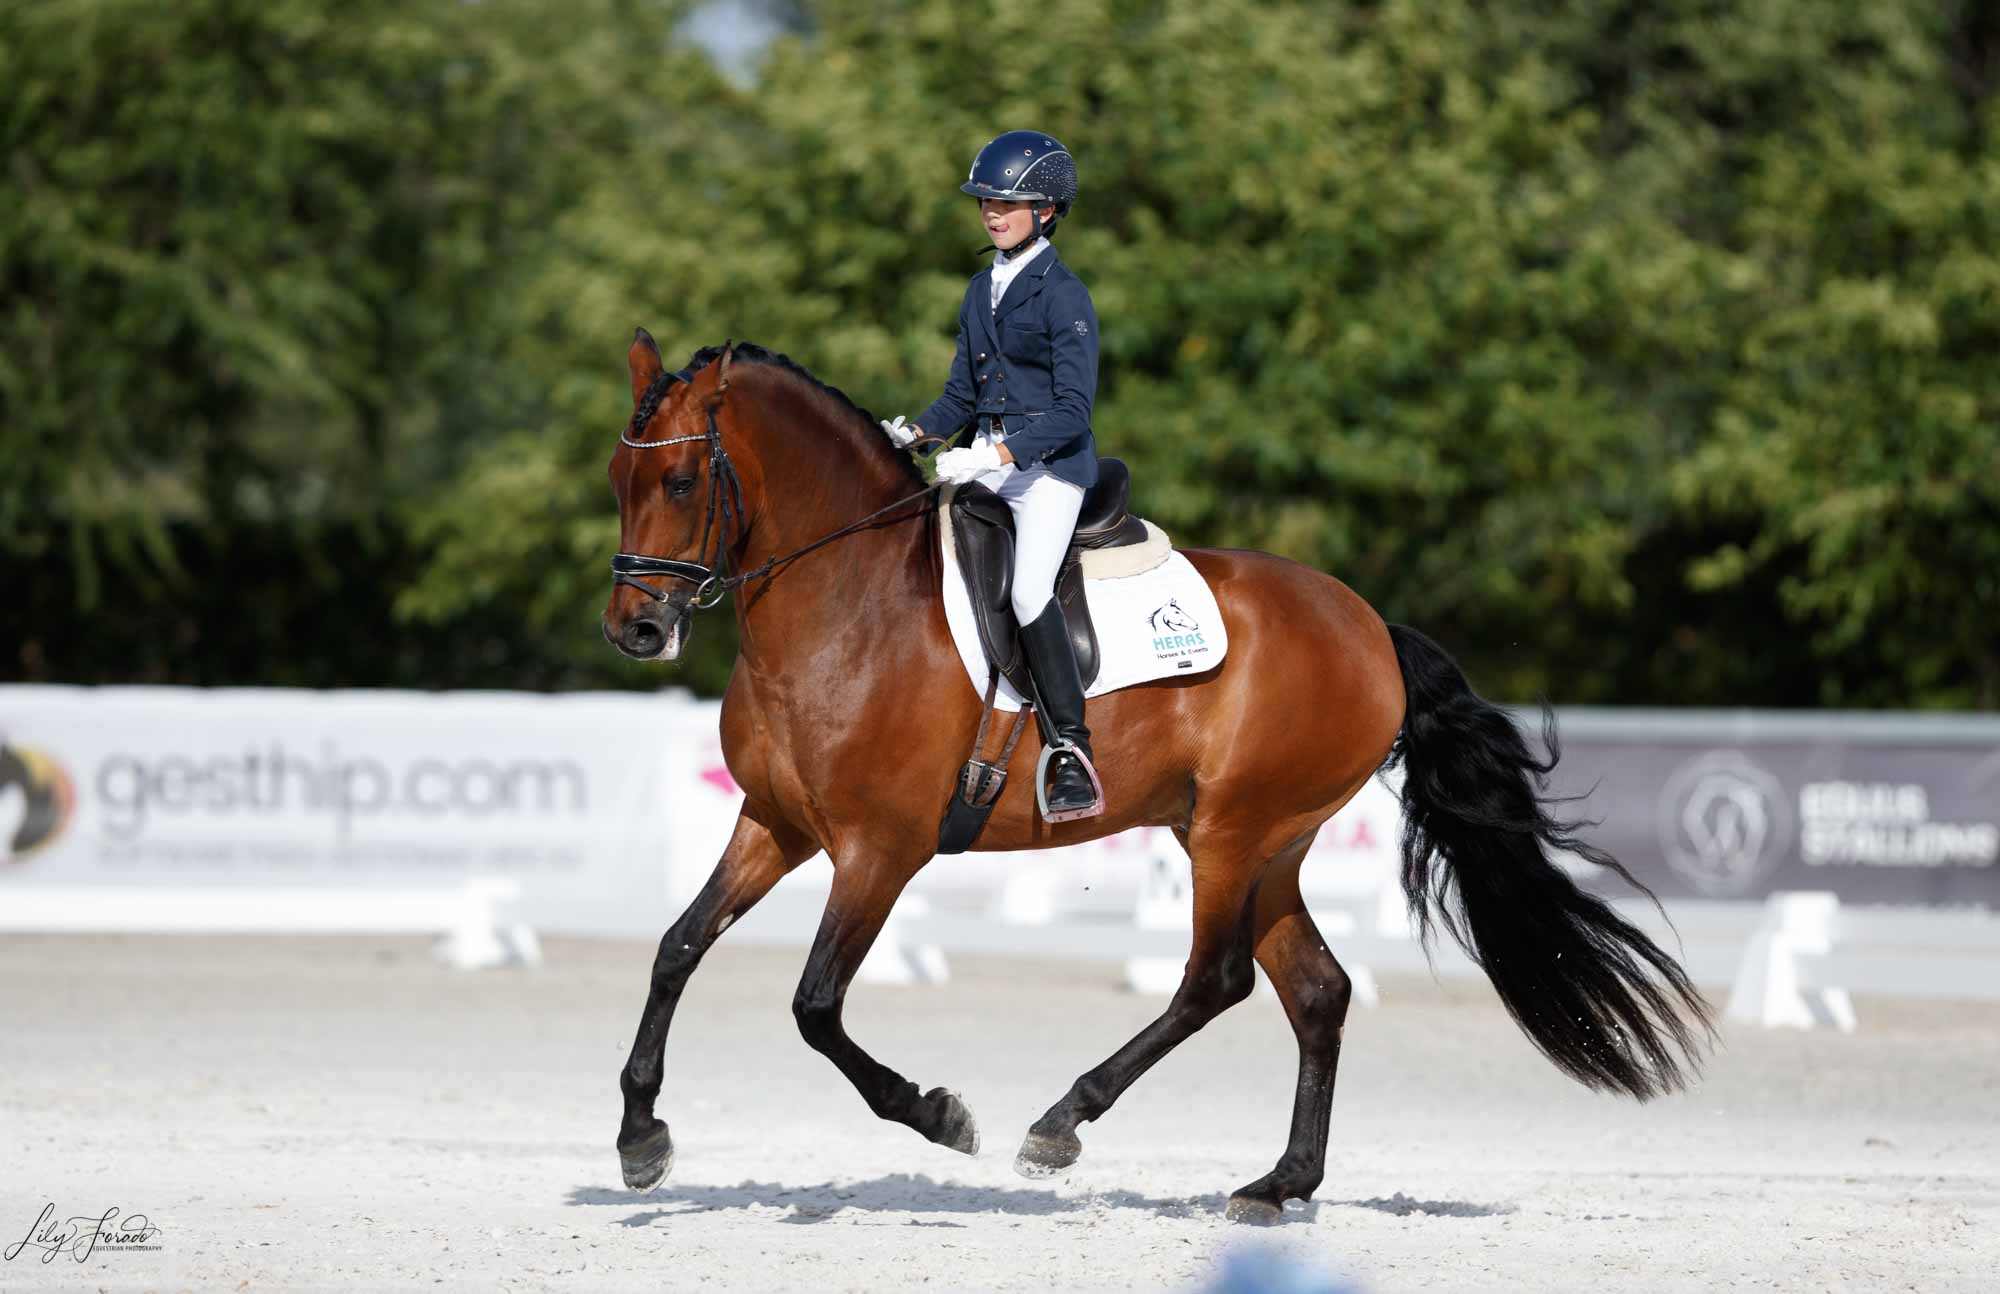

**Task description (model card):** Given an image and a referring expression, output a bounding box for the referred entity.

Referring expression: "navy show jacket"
[914,244,1100,489]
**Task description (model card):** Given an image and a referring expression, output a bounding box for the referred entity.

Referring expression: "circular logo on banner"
[0,742,77,864]
[1657,750,1792,896]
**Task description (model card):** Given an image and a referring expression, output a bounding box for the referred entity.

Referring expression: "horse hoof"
[925,1087,980,1156]
[1225,1192,1284,1225]
[618,1121,675,1191]
[1013,1128,1082,1179]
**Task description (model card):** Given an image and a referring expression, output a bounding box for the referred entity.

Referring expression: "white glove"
[879,415,920,449]
[934,442,1003,484]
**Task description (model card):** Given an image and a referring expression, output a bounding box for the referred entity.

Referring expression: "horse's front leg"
[617,804,814,1190]
[791,848,978,1155]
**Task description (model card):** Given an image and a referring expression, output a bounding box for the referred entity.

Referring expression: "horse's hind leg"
[1014,821,1268,1178]
[792,847,980,1155]
[617,804,814,1190]
[1225,837,1353,1224]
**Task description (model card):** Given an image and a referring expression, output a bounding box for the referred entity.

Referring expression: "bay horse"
[603,332,1711,1222]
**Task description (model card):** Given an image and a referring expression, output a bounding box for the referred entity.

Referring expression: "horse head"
[603,330,933,664]
[603,329,751,661]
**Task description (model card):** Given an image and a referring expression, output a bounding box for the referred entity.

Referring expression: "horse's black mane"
[685,342,925,487]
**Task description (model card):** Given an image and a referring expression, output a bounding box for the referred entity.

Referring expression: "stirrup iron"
[1034,742,1105,824]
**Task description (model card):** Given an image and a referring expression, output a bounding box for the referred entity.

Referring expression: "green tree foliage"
[1,0,713,685]
[6,0,1997,704]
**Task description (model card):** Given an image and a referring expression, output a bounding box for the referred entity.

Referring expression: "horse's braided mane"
[628,372,681,443]
[683,342,925,487]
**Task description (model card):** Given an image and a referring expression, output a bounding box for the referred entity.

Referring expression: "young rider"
[881,130,1104,821]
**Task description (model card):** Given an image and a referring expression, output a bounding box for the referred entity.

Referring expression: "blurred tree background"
[4,0,1996,706]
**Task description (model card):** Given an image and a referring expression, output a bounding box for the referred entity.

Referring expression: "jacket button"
[978,353,987,360]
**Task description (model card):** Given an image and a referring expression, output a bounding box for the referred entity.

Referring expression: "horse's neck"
[728,381,934,665]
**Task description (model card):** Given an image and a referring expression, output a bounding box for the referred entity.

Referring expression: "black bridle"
[611,343,940,615]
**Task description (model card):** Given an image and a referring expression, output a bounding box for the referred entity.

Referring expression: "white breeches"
[971,449,1085,625]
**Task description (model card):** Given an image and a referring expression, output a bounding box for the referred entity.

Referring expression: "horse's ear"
[629,327,664,403]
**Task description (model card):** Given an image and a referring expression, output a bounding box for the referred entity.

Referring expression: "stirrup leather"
[1034,742,1105,823]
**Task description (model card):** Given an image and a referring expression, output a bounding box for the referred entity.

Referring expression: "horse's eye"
[668,476,697,497]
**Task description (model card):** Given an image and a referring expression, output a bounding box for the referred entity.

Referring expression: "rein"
[611,343,940,612]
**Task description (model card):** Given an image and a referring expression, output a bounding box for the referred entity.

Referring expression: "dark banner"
[1534,713,2000,907]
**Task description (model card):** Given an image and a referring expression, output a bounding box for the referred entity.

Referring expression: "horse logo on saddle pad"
[1149,601,1198,634]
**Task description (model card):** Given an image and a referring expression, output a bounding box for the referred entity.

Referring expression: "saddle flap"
[947,483,1102,699]
[949,485,1014,610]
[949,484,1022,675]
[1056,558,1099,691]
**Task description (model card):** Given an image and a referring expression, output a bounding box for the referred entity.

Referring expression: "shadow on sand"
[569,1177,1512,1227]
[568,1173,1228,1226]
[1327,1192,1515,1219]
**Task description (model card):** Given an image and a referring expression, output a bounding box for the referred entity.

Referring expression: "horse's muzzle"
[606,606,690,662]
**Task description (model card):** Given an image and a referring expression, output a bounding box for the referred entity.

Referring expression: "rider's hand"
[934,443,1003,484]
[879,415,921,449]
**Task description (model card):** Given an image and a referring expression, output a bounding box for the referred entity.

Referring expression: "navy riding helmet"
[962,131,1077,249]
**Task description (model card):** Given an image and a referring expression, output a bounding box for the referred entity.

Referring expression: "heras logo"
[1148,600,1205,653]
[0,742,76,864]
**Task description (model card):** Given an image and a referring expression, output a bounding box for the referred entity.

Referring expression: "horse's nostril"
[621,620,664,657]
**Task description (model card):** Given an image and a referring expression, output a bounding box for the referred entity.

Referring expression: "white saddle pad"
[938,488,1228,712]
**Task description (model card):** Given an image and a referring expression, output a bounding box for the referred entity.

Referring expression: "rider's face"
[980,198,1054,250]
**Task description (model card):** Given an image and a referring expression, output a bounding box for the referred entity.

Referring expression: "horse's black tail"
[1383,624,1714,1100]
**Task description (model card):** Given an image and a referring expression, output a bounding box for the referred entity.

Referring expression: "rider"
[881,130,1103,821]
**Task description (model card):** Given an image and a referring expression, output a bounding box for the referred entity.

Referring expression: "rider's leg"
[996,468,1100,817]
[997,466,1083,624]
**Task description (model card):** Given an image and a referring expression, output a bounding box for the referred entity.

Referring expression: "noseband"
[611,342,940,615]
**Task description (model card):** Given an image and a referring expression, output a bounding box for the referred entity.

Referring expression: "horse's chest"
[717,686,836,809]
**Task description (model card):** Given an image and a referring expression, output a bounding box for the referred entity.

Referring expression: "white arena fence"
[2,686,1995,1028]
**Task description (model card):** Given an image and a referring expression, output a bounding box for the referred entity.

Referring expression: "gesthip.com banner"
[0,686,715,936]
[0,684,1402,942]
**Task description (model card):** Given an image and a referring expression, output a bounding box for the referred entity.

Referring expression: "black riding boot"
[1019,601,1103,819]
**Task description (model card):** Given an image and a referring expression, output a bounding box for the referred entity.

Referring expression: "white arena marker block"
[502,922,544,969]
[434,879,535,970]
[1348,964,1381,1010]
[857,896,949,986]
[1123,854,1192,994]
[1124,956,1185,995]
[1725,891,1856,1032]
[993,866,1060,925]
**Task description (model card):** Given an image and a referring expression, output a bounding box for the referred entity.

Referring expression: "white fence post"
[1725,892,1856,1032]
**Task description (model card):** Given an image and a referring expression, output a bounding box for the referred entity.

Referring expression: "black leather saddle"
[948,457,1152,700]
